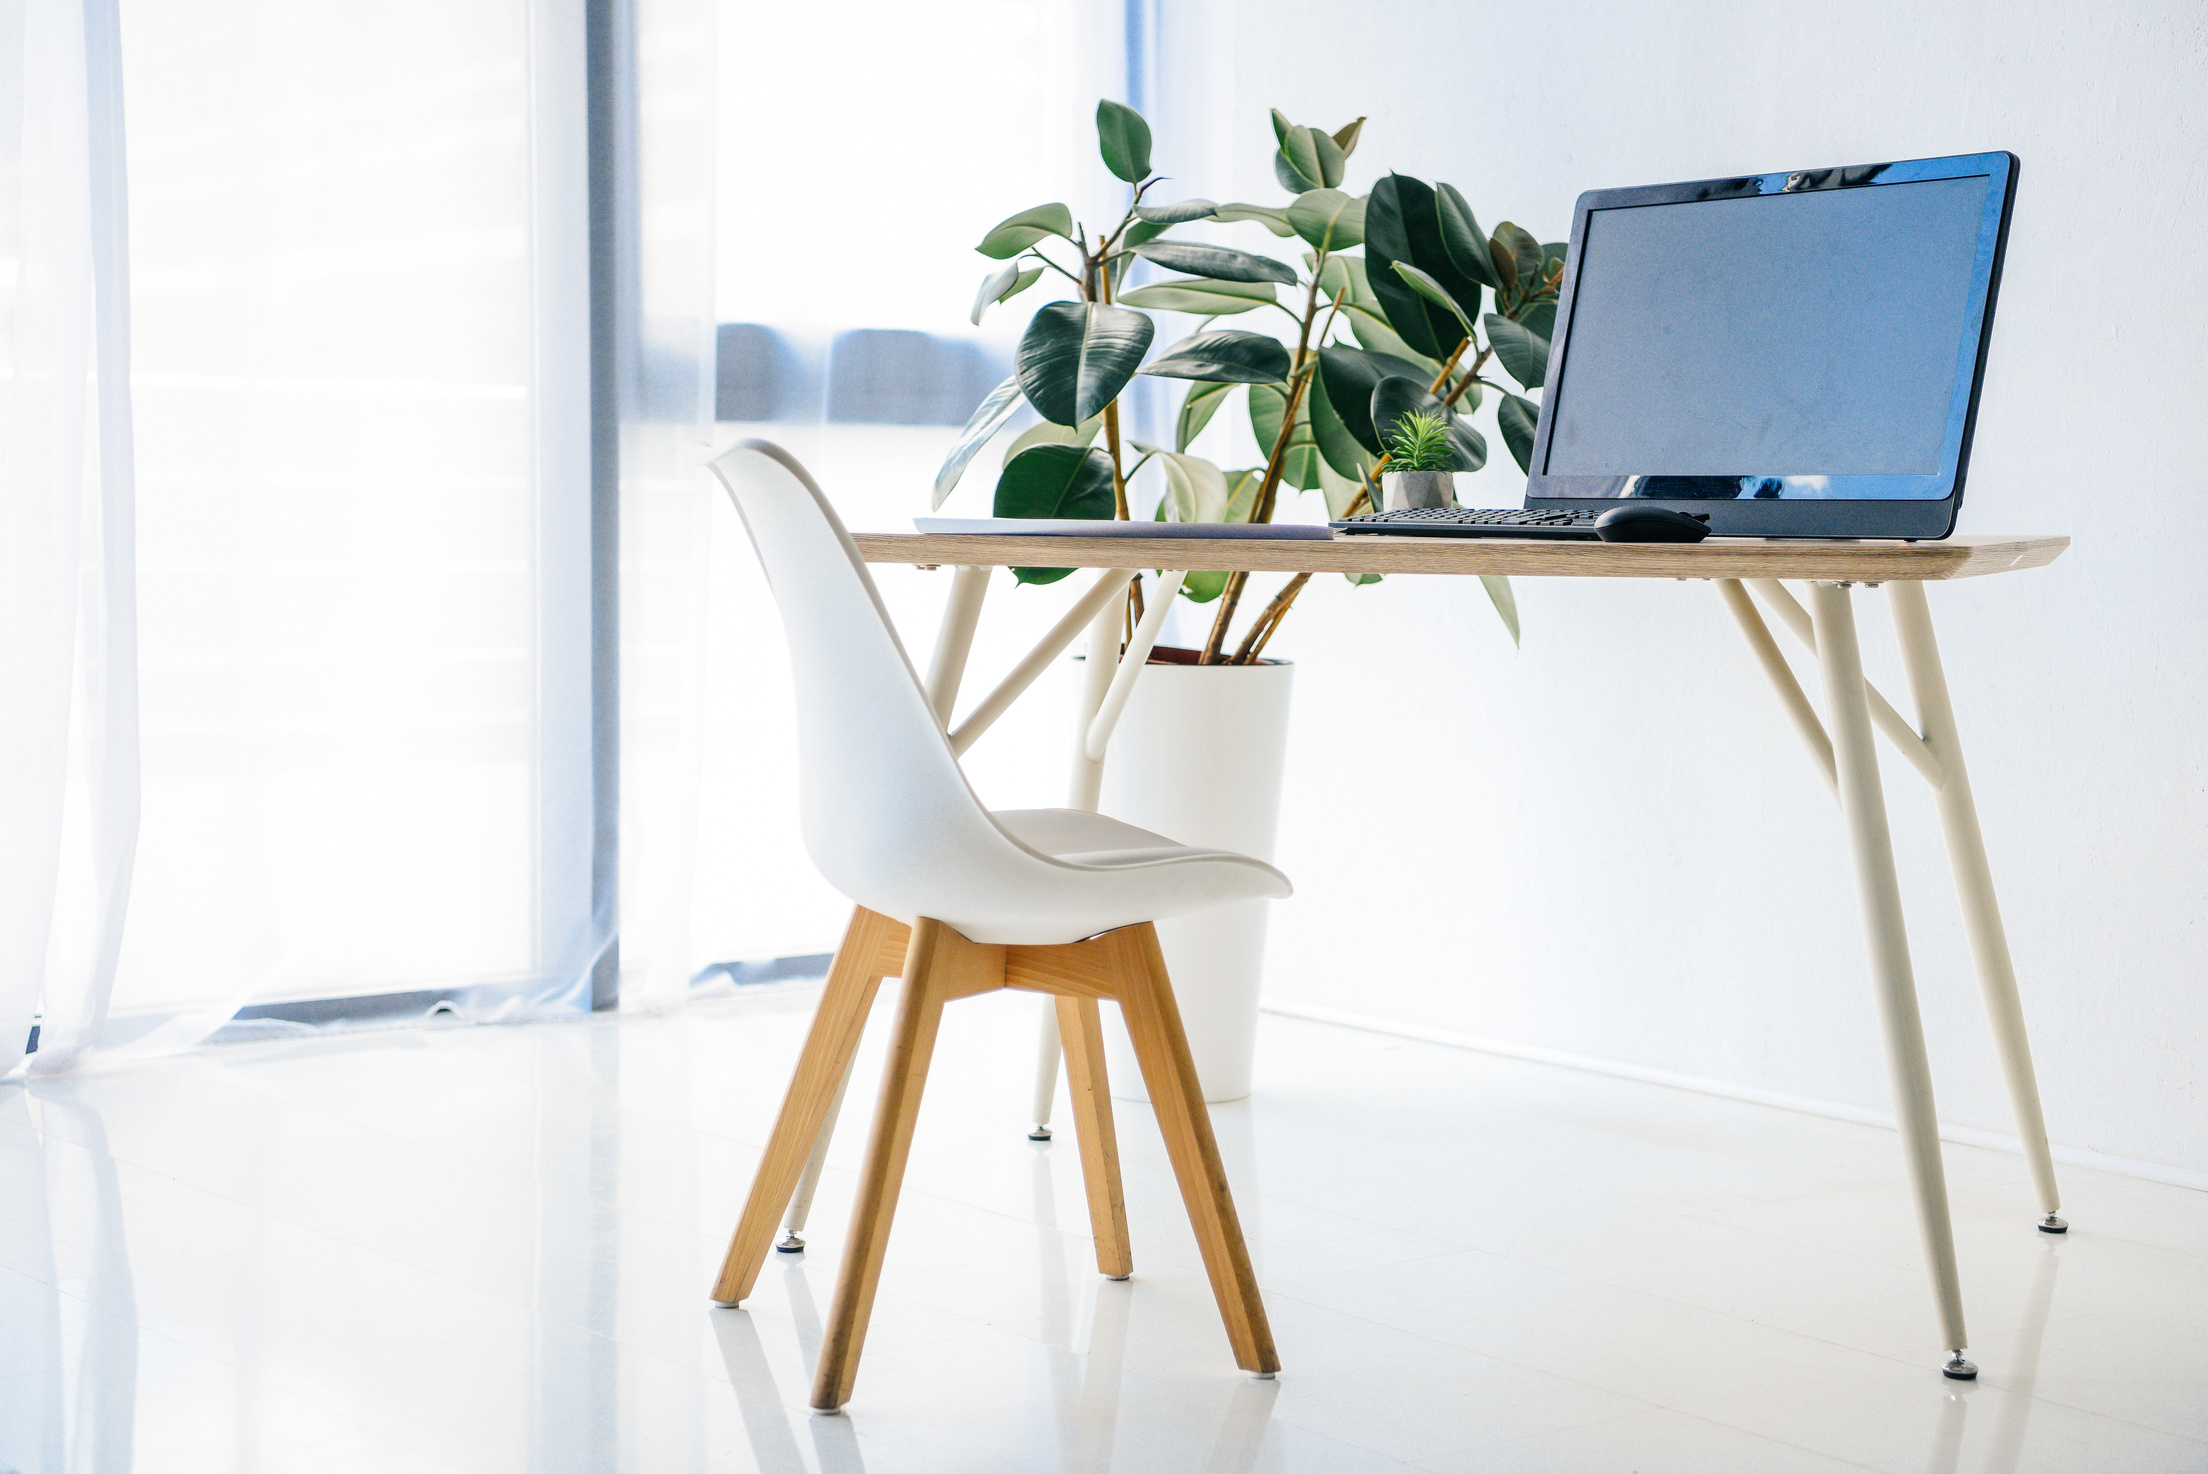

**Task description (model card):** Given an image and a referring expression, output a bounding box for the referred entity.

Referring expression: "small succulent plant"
[1382,411,1456,472]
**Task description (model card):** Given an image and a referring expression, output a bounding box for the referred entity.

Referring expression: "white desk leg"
[776,1051,857,1253]
[1029,590,1127,1139]
[1811,581,1975,1379]
[1888,581,2065,1233]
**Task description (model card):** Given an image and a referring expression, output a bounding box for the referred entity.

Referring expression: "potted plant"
[931,101,1562,1098]
[1379,410,1464,510]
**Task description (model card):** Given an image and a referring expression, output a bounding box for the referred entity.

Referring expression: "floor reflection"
[1981,1238,2063,1474]
[0,1084,140,1474]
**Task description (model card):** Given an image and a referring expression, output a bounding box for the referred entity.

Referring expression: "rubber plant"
[932,101,1564,662]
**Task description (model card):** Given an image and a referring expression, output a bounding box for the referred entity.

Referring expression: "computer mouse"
[1593,506,1712,543]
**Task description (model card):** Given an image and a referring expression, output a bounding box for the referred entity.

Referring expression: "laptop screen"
[1526,153,2017,537]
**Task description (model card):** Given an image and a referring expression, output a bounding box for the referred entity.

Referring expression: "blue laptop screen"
[1543,175,1991,486]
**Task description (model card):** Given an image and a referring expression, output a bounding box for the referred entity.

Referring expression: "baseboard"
[1260,998,2208,1195]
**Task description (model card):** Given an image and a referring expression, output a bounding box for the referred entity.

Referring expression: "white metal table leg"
[777,1051,857,1252]
[1888,581,2065,1232]
[1031,590,1130,1138]
[1810,580,1975,1378]
[1030,571,1188,1137]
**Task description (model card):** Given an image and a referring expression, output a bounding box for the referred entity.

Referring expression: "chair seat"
[903,807,1293,947]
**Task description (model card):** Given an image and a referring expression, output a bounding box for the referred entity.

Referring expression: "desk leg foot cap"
[811,1405,844,1417]
[1942,1353,1978,1381]
[1028,1127,1053,1142]
[1250,1372,1276,1381]
[2038,1215,2068,1234]
[775,1233,805,1254]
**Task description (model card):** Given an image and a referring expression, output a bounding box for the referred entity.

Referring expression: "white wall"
[1157,0,2208,1178]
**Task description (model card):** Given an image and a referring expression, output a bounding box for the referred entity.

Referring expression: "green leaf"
[1341,303,1441,374]
[1315,453,1367,521]
[1269,108,1294,146]
[1182,570,1229,604]
[1392,262,1476,338]
[1175,380,1236,451]
[1135,198,1218,223]
[1096,100,1153,184]
[1542,240,1568,284]
[1138,329,1292,384]
[1276,126,1345,190]
[1287,188,1366,250]
[1370,376,1486,472]
[1306,368,1375,483]
[1276,127,1323,192]
[1497,392,1541,473]
[970,262,1043,325]
[1480,574,1521,647]
[1212,201,1298,237]
[1315,253,1375,310]
[1483,312,1550,389]
[1131,240,1297,284]
[1363,174,1448,358]
[1315,344,1432,453]
[1133,442,1231,523]
[1435,183,1502,289]
[977,203,1073,259]
[1331,116,1367,158]
[1250,382,1322,491]
[995,444,1118,584]
[1492,221,1543,293]
[931,375,1025,508]
[1002,414,1100,466]
[1224,466,1263,521]
[1116,277,1276,315]
[1309,127,1347,188]
[1124,219,1170,249]
[1516,297,1557,342]
[1015,301,1155,426]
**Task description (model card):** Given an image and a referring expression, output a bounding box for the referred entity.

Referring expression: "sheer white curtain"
[0,0,140,1079]
[4,0,652,1077]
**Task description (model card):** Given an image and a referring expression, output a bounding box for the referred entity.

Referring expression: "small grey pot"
[1381,469,1455,511]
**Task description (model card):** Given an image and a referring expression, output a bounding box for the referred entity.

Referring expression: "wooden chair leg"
[711,906,898,1306]
[1112,923,1279,1375]
[811,917,977,1411]
[1055,994,1133,1279]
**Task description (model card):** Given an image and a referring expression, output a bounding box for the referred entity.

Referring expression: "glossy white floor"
[3,987,2204,1474]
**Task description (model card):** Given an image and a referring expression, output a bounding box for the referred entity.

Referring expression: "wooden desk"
[853,530,2067,583]
[840,527,2072,1381]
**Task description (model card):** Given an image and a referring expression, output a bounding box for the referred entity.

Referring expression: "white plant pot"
[1086,651,1293,1103]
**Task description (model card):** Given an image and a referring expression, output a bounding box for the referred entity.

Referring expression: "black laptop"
[1335,151,2020,541]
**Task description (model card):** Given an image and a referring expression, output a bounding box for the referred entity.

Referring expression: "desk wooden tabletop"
[851,531,2069,582]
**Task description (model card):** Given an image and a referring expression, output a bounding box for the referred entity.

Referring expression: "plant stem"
[1428,336,1471,396]
[1444,346,1494,409]
[1199,573,1246,663]
[1200,277,1345,665]
[1231,572,1310,663]
[1101,400,1131,520]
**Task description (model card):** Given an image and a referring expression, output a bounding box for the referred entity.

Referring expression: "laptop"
[1335,151,2020,541]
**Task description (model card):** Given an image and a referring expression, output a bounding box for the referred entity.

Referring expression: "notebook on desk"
[1335,151,2020,543]
[915,518,1335,540]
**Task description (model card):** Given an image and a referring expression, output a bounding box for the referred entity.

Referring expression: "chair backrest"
[705,441,1053,923]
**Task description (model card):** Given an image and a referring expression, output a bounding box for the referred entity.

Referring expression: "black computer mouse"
[1593,506,1712,543]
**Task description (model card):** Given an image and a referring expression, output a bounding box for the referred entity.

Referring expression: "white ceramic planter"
[1087,650,1293,1103]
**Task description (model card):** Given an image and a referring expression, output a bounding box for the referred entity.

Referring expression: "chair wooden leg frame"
[1720,577,2064,1380]
[712,906,1277,1411]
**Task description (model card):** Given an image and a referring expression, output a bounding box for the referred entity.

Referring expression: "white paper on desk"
[913,517,1335,540]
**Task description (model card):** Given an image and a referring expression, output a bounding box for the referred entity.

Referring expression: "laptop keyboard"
[1331,507,1606,540]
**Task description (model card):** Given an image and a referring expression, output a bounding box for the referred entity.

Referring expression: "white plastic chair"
[703,441,1291,1412]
